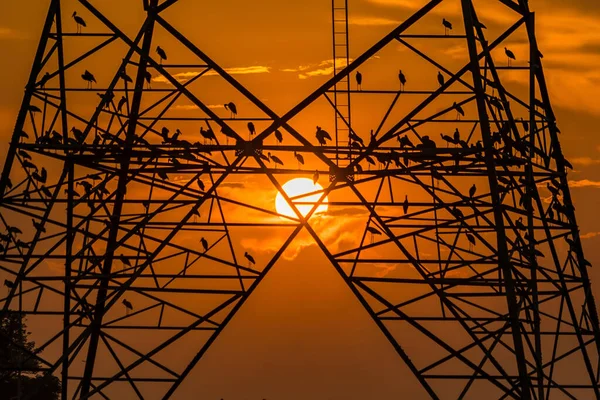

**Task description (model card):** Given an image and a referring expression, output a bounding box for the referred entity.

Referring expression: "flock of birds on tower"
[2,10,582,316]
[63,11,527,165]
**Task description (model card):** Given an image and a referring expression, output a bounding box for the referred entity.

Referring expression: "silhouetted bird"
[315,126,332,146]
[119,254,131,268]
[220,125,237,144]
[367,226,381,243]
[268,152,284,167]
[23,160,38,170]
[72,11,86,34]
[294,151,304,168]
[466,233,476,249]
[356,71,362,91]
[440,133,454,147]
[160,126,171,143]
[313,170,319,184]
[28,105,41,113]
[244,251,255,268]
[475,20,487,30]
[4,279,14,289]
[453,102,465,120]
[453,128,460,144]
[156,46,167,65]
[224,102,237,118]
[504,47,516,66]
[248,122,256,138]
[274,129,283,144]
[144,71,152,89]
[366,226,381,236]
[398,69,406,91]
[469,184,476,199]
[32,219,46,233]
[200,126,216,144]
[365,156,376,168]
[349,131,364,147]
[81,70,96,88]
[122,299,133,314]
[117,96,127,113]
[71,127,85,143]
[516,217,526,231]
[8,226,23,236]
[200,237,209,252]
[437,71,445,87]
[442,18,453,35]
[403,195,409,214]
[120,71,133,84]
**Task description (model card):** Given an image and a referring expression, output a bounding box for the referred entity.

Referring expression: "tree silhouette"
[0,312,60,400]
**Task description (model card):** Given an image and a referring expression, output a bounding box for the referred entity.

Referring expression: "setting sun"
[275,178,328,218]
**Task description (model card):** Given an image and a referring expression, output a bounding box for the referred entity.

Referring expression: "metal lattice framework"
[1,0,599,398]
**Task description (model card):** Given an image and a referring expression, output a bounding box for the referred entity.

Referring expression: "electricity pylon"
[1,0,598,399]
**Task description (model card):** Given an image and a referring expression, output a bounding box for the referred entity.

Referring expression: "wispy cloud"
[372,263,398,277]
[153,66,271,84]
[282,58,355,80]
[569,179,600,188]
[571,157,600,166]
[442,45,468,60]
[581,231,600,240]
[240,213,365,261]
[349,16,401,26]
[367,0,517,25]
[0,27,24,39]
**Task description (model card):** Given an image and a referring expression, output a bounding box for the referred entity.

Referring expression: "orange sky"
[1,0,600,399]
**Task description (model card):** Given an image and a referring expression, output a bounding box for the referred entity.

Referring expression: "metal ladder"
[332,0,351,166]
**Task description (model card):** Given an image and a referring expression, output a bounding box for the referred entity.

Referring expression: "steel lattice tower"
[1,0,599,398]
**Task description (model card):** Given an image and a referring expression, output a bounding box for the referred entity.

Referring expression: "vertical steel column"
[461,1,532,398]
[79,0,159,397]
[54,1,73,398]
[519,0,600,392]
[526,12,545,400]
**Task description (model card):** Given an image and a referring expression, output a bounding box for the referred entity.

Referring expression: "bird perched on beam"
[244,252,255,268]
[268,152,284,167]
[122,299,133,315]
[247,122,256,139]
[356,71,363,91]
[72,11,86,34]
[315,126,332,146]
[504,47,516,66]
[156,46,167,65]
[200,126,216,144]
[398,69,406,92]
[453,102,465,120]
[224,102,237,118]
[442,18,452,36]
[81,70,96,89]
[294,152,304,169]
[274,129,283,144]
[437,71,445,87]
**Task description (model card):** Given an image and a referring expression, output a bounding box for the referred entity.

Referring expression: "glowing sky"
[1,0,600,398]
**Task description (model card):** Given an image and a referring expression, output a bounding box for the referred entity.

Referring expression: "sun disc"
[275,178,328,219]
